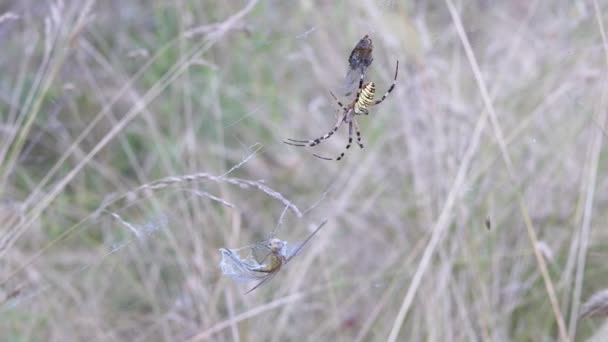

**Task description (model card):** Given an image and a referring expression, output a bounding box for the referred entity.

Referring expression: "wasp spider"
[285,60,398,161]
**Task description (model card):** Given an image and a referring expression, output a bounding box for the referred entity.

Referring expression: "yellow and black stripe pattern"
[354,82,376,115]
[284,60,398,160]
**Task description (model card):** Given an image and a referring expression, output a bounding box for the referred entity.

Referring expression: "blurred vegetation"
[1,0,608,341]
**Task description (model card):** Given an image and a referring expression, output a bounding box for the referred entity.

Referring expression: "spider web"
[219,247,270,283]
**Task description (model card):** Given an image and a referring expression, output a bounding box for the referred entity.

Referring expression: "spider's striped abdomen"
[354,82,375,114]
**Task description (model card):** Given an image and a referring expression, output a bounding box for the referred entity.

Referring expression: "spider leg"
[311,123,353,161]
[336,120,354,161]
[372,60,399,106]
[286,71,364,149]
[353,119,364,148]
[330,91,348,111]
[285,114,346,147]
[352,71,366,107]
[312,153,333,160]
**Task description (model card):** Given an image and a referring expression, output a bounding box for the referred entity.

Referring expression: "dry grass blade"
[187,293,305,341]
[580,289,608,319]
[0,0,260,260]
[448,0,569,340]
[389,1,571,341]
[568,0,608,339]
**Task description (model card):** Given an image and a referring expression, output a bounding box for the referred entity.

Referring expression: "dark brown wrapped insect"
[344,35,374,96]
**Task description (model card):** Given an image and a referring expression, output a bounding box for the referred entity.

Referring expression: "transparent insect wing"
[282,241,304,260]
[251,240,272,263]
[343,69,364,97]
[219,248,268,283]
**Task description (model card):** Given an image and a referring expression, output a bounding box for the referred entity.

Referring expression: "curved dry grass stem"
[0,11,18,25]
[0,141,280,288]
[127,173,301,218]
[0,163,299,288]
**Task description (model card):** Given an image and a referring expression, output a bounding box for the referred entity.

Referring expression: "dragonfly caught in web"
[219,220,327,294]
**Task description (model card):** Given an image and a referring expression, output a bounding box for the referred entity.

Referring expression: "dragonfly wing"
[343,68,363,97]
[219,248,267,282]
[283,242,305,259]
[284,220,328,262]
[245,269,279,294]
